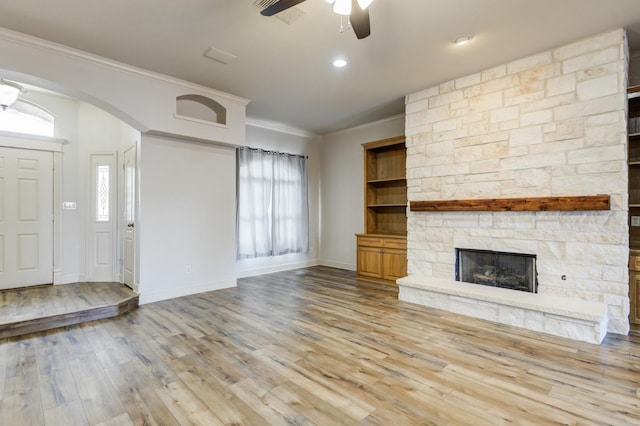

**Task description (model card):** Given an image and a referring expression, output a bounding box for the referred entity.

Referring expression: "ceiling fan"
[260,0,373,40]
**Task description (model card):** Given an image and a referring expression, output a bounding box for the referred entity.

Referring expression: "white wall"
[319,116,405,270]
[138,134,237,303]
[235,124,321,277]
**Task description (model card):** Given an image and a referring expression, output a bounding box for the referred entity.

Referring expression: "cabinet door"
[631,271,640,327]
[382,248,407,281]
[358,246,383,278]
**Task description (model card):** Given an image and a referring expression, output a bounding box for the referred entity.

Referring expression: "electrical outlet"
[633,216,640,227]
[185,265,191,273]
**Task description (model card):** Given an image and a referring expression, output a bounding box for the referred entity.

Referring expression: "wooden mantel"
[410,195,610,212]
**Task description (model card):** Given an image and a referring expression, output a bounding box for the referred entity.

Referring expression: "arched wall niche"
[176,94,227,125]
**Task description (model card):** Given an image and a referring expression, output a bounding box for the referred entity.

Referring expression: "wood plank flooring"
[0,266,638,425]
[0,282,138,339]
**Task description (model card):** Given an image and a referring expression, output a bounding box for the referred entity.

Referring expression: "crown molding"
[246,117,318,138]
[321,114,406,138]
[0,27,250,106]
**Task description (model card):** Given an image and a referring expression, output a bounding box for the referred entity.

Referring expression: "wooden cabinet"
[629,86,640,331]
[357,136,407,285]
[357,235,407,283]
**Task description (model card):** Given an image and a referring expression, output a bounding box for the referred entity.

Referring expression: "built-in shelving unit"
[628,85,640,330]
[356,136,407,286]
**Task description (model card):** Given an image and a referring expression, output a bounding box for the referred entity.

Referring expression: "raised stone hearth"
[398,275,608,344]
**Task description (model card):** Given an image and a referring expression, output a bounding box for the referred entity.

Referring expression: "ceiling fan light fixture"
[333,0,351,15]
[0,79,24,111]
[357,0,373,9]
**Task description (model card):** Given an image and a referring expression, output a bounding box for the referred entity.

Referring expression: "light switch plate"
[632,216,640,227]
[62,201,77,210]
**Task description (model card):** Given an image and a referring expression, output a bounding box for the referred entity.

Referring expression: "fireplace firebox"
[456,249,537,293]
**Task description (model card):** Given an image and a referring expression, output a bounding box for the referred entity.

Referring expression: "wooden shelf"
[410,195,610,212]
[368,204,407,208]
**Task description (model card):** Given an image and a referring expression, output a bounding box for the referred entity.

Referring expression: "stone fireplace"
[398,29,630,344]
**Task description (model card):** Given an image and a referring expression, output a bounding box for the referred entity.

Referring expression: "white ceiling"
[0,0,640,135]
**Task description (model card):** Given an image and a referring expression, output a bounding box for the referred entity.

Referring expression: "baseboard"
[317,259,356,271]
[139,278,237,305]
[235,260,319,279]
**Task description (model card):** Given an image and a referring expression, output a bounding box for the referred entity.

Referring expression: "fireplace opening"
[455,249,537,293]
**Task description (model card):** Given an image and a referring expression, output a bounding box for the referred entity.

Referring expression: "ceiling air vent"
[253,0,305,25]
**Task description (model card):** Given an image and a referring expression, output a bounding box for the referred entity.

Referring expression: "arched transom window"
[0,99,55,137]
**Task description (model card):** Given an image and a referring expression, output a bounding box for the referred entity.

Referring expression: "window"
[95,164,110,222]
[0,99,54,137]
[236,147,309,259]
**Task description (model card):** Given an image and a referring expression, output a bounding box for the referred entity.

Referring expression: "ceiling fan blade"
[350,0,371,39]
[260,0,307,16]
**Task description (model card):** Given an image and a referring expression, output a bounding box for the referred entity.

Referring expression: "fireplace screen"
[456,249,537,293]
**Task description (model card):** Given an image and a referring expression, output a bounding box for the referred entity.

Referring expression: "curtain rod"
[238,146,308,159]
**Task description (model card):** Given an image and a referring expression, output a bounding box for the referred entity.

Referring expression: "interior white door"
[0,147,53,289]
[122,146,135,289]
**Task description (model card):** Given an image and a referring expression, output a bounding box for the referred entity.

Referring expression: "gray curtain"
[236,147,309,259]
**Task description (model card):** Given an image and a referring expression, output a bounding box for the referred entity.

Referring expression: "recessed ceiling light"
[454,35,473,46]
[333,59,347,68]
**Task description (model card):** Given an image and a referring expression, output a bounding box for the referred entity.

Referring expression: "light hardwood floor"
[1,266,639,425]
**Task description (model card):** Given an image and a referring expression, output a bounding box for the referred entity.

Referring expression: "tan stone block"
[440,80,456,94]
[521,110,553,126]
[553,29,624,61]
[507,51,553,75]
[509,125,543,147]
[546,74,576,97]
[501,152,566,171]
[556,118,584,140]
[577,62,624,83]
[529,138,584,155]
[584,123,621,147]
[554,94,624,121]
[483,141,510,159]
[481,64,507,81]
[454,145,483,163]
[429,89,465,108]
[424,104,451,124]
[577,74,619,100]
[469,159,500,174]
[469,91,503,112]
[455,73,481,89]
[519,63,562,84]
[520,93,575,114]
[567,145,625,165]
[562,46,620,74]
[405,99,429,114]
[499,120,521,131]
[490,106,519,123]
[406,85,438,103]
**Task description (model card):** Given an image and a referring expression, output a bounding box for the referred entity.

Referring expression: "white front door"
[0,147,53,289]
[122,146,135,289]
